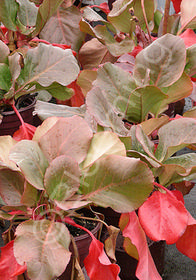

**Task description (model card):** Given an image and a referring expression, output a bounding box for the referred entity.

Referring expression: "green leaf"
[183,107,196,118]
[0,0,19,31]
[94,63,137,115]
[40,5,85,52]
[0,63,12,91]
[17,43,80,89]
[36,82,74,101]
[158,153,196,186]
[34,101,86,120]
[16,0,38,26]
[132,0,154,31]
[14,219,71,280]
[125,85,168,123]
[44,155,80,201]
[9,140,49,190]
[81,155,154,212]
[134,34,186,87]
[155,118,196,162]
[185,45,196,78]
[39,116,93,164]
[0,169,24,206]
[108,0,133,33]
[86,86,129,136]
[180,0,196,30]
[82,131,126,169]
[33,0,64,36]
[0,41,10,63]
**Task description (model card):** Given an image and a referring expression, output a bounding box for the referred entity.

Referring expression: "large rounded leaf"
[94,63,137,115]
[10,140,49,190]
[39,116,93,164]
[82,131,126,169]
[17,43,80,88]
[44,155,80,201]
[81,155,154,212]
[138,190,188,244]
[134,34,186,87]
[14,219,71,280]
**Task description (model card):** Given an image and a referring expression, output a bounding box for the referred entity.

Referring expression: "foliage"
[0,0,196,279]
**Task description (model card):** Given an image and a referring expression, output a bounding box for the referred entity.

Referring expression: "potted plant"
[0,0,84,137]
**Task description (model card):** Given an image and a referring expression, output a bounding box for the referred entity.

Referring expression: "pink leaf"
[176,213,196,261]
[129,46,143,58]
[0,240,27,280]
[138,190,188,244]
[13,123,36,140]
[84,238,120,280]
[121,212,161,280]
[67,81,85,107]
[180,29,196,47]
[90,2,110,14]
[171,0,182,13]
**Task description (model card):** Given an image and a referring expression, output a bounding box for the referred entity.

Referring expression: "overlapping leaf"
[0,0,19,31]
[180,0,196,30]
[155,117,196,162]
[0,136,18,170]
[120,212,162,280]
[0,40,9,63]
[9,140,49,190]
[44,155,80,201]
[134,34,186,87]
[40,5,85,52]
[0,168,24,205]
[17,43,80,89]
[14,219,71,280]
[138,190,188,244]
[38,116,93,164]
[81,154,154,212]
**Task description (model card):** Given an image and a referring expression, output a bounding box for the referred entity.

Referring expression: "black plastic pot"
[0,95,40,136]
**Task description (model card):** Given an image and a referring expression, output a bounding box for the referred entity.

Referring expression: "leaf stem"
[11,103,29,138]
[141,0,152,43]
[163,0,171,35]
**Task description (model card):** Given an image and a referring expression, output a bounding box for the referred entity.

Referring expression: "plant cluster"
[0,0,195,279]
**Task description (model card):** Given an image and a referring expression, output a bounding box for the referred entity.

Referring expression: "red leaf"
[84,238,120,280]
[0,240,27,280]
[171,0,182,13]
[138,190,188,244]
[121,212,161,280]
[176,213,196,261]
[67,81,85,107]
[13,123,36,140]
[129,46,143,58]
[90,2,110,14]
[180,29,196,48]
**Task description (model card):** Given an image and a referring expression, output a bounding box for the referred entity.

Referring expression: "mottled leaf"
[185,44,196,78]
[180,0,196,30]
[104,226,120,262]
[0,0,19,31]
[77,70,97,97]
[14,219,71,280]
[155,117,196,161]
[86,87,129,136]
[40,5,84,52]
[17,44,80,89]
[0,40,10,63]
[39,116,93,164]
[10,140,49,190]
[134,34,186,87]
[20,181,39,207]
[36,82,74,101]
[16,0,38,26]
[81,155,154,213]
[0,136,18,170]
[0,63,12,91]
[0,168,24,206]
[44,155,80,201]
